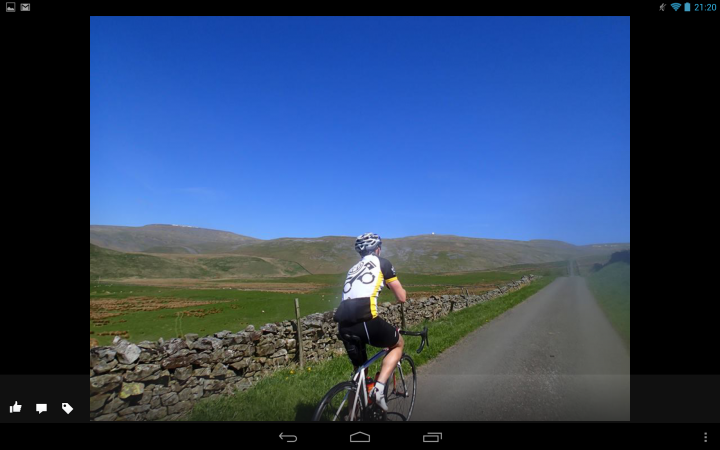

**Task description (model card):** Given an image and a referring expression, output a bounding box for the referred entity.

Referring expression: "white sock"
[374,381,385,396]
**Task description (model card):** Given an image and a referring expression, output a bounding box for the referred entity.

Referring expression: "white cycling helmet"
[355,232,382,254]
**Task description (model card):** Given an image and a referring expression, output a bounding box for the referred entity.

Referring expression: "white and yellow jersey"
[334,255,398,324]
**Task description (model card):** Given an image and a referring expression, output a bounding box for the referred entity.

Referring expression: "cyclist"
[333,232,407,412]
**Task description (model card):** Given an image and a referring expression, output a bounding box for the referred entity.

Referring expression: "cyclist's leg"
[377,334,403,385]
[362,319,404,385]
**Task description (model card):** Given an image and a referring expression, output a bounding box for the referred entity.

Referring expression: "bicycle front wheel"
[312,381,364,422]
[384,353,417,421]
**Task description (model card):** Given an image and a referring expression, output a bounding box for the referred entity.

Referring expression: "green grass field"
[185,273,559,421]
[585,262,630,351]
[90,286,341,346]
[90,263,564,347]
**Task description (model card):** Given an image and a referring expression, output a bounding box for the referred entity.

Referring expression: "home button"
[350,432,371,443]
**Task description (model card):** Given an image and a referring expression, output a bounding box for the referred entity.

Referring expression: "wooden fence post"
[295,298,304,370]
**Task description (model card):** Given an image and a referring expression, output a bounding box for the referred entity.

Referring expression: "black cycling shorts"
[338,318,399,367]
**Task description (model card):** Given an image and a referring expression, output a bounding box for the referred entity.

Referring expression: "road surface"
[410,263,630,421]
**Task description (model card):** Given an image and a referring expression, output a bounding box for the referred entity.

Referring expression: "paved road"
[411,265,630,421]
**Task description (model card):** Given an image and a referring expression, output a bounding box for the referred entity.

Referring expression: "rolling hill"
[90,243,310,280]
[90,225,259,254]
[90,225,629,278]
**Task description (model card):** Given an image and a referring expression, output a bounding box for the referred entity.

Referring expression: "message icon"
[36,404,47,414]
[61,403,73,414]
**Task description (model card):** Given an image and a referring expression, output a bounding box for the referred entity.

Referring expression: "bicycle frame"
[341,327,428,421]
[346,347,388,421]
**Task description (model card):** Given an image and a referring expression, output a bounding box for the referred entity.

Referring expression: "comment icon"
[36,404,47,414]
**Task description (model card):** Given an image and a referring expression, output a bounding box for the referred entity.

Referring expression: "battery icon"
[685,2,691,10]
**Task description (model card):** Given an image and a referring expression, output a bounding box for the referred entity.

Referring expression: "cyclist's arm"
[386,278,407,303]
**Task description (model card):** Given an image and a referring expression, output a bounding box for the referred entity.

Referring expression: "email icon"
[20,2,28,11]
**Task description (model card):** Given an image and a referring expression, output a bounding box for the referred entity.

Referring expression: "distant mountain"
[90,225,260,253]
[229,234,630,274]
[90,225,630,278]
[90,243,310,280]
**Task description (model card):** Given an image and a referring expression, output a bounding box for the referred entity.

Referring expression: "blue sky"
[90,17,629,245]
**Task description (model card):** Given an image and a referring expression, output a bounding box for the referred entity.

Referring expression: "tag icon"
[61,403,73,414]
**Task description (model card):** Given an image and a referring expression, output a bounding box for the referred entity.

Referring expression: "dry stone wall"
[90,275,535,421]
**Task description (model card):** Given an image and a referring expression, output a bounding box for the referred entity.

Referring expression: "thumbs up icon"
[10,401,22,413]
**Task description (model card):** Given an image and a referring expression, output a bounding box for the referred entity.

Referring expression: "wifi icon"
[671,3,682,10]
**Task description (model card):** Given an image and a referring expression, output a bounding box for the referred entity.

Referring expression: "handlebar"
[399,327,429,354]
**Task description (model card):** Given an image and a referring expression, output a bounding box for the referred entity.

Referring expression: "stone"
[90,374,123,396]
[138,388,154,406]
[90,347,116,368]
[192,337,223,351]
[304,314,324,328]
[256,341,277,357]
[204,379,226,392]
[119,383,145,399]
[174,366,193,382]
[102,397,127,415]
[146,407,167,421]
[161,352,198,369]
[124,364,161,382]
[233,332,251,344]
[168,401,193,415]
[235,379,253,391]
[94,413,118,422]
[161,338,188,356]
[114,340,142,365]
[210,363,228,378]
[161,392,179,407]
[193,367,211,377]
[230,359,249,371]
[178,388,192,402]
[137,350,160,364]
[118,404,150,416]
[144,370,170,384]
[138,341,157,350]
[90,393,110,412]
[209,348,225,363]
[92,359,118,375]
[193,353,211,366]
[191,385,204,400]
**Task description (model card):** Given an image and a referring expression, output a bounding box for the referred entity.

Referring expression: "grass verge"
[585,262,630,351]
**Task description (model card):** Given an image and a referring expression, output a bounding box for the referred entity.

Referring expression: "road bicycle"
[312,327,429,421]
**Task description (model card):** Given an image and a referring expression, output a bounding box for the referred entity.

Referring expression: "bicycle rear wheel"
[384,353,417,421]
[312,381,364,421]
